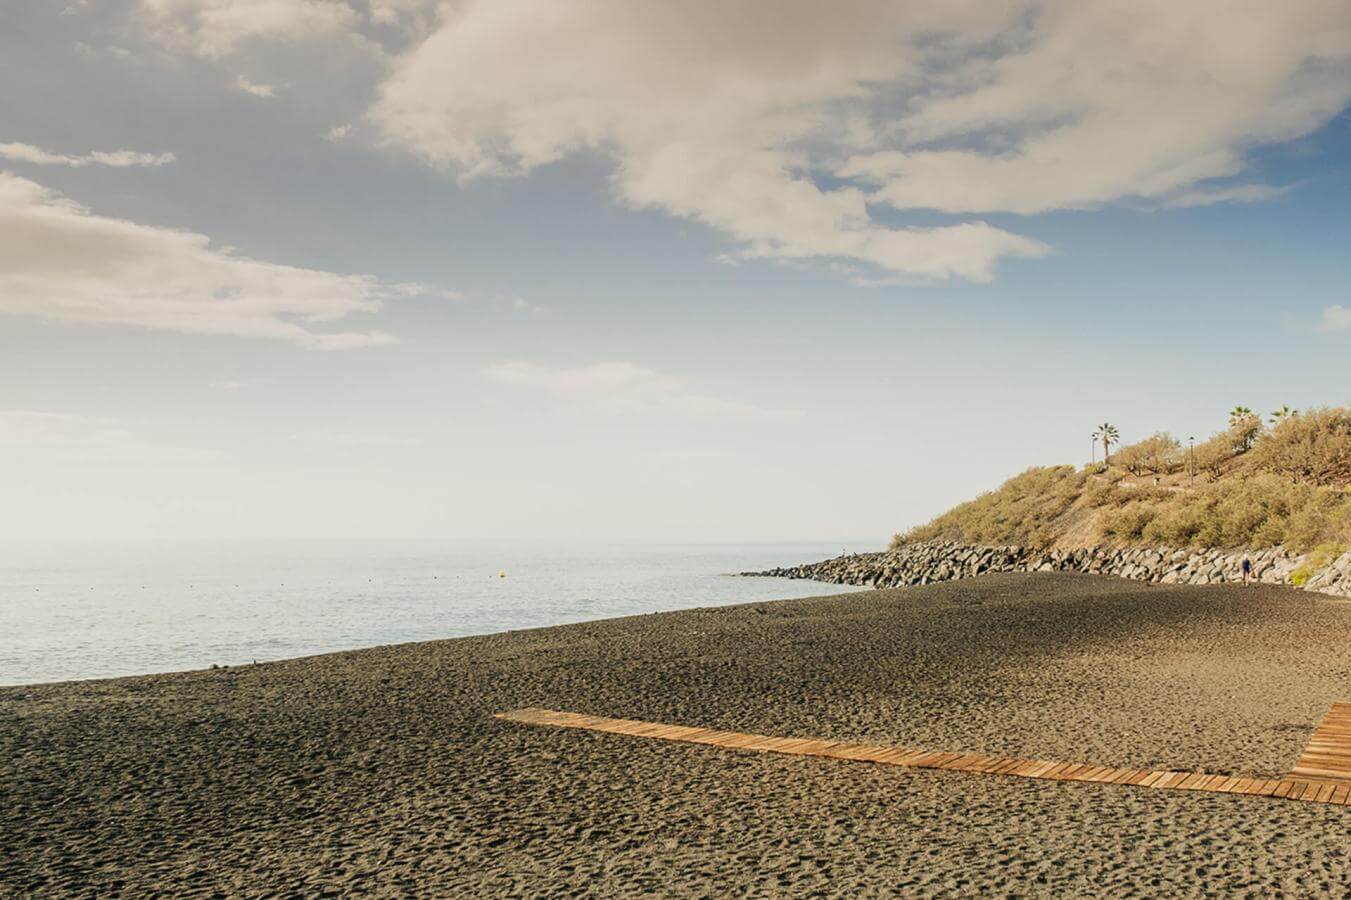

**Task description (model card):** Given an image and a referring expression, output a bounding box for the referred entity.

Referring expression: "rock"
[739,539,1342,599]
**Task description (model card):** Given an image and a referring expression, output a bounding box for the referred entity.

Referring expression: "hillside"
[895,407,1351,574]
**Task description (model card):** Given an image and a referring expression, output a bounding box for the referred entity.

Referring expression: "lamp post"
[1091,435,1096,467]
[1188,436,1195,486]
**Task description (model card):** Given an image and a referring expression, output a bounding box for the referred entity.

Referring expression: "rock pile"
[745,541,1351,598]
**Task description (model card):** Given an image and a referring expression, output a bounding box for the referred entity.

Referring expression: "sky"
[1,0,1349,544]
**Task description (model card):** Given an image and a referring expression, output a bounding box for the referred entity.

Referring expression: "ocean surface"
[1,540,865,686]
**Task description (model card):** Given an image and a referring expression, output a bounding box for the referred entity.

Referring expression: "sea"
[0,540,865,686]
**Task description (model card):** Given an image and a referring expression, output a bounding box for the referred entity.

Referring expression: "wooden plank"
[889,749,934,765]
[874,747,918,764]
[1257,779,1284,797]
[494,707,1351,807]
[1292,704,1351,785]
[774,738,824,754]
[1056,764,1090,781]
[1083,766,1123,783]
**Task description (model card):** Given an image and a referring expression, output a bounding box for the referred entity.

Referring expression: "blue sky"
[2,1,1349,542]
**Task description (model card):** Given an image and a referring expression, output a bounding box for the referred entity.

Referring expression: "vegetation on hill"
[897,406,1351,556]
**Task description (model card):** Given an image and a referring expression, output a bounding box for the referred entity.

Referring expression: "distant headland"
[751,406,1351,596]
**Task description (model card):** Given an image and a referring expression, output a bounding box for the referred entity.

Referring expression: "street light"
[1188,436,1195,486]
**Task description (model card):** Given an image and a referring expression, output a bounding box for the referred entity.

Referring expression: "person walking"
[1241,555,1252,586]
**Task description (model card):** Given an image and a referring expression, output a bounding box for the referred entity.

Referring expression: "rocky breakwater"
[745,540,1351,599]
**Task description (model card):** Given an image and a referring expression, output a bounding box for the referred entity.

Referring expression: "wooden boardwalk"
[1291,702,1351,786]
[495,706,1351,806]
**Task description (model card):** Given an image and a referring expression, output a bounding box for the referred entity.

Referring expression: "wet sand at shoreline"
[3,573,1350,896]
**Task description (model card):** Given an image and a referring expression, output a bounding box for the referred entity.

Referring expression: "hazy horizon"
[3,2,1350,543]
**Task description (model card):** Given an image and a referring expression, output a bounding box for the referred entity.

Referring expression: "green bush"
[1291,541,1348,586]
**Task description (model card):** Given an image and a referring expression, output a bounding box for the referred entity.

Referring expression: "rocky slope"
[747,540,1351,598]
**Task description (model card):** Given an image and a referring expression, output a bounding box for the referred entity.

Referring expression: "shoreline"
[2,543,868,688]
[4,571,1349,894]
[2,574,849,691]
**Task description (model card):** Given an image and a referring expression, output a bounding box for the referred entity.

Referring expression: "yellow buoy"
[498,570,506,578]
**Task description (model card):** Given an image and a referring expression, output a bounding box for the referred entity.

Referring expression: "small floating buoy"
[498,570,506,578]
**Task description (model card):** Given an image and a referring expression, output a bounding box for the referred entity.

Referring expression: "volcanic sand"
[2,573,1350,896]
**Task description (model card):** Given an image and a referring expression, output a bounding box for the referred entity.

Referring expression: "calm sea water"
[0,541,864,686]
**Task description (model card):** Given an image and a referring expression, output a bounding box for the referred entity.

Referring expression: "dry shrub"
[1250,407,1351,485]
[1104,474,1351,551]
[1112,433,1182,475]
[895,465,1087,549]
[1099,504,1161,540]
[895,407,1350,554]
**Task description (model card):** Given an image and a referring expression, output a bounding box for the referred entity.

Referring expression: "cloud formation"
[234,74,277,97]
[486,361,793,419]
[0,172,404,348]
[1320,305,1351,331]
[368,0,1351,282]
[137,0,360,58]
[839,2,1351,215]
[0,141,175,168]
[129,1,1351,283]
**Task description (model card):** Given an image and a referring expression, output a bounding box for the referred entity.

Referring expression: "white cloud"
[839,2,1351,215]
[485,361,795,419]
[129,1,1351,283]
[366,0,441,37]
[0,142,175,168]
[325,123,352,141]
[0,171,410,348]
[1157,184,1291,210]
[1319,305,1351,331]
[234,74,277,97]
[505,295,546,314]
[137,0,360,58]
[372,1,1048,283]
[368,0,1351,282]
[134,0,442,58]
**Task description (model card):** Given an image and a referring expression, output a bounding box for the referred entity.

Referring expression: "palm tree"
[1093,423,1119,466]
[1269,405,1298,425]
[1229,405,1261,452]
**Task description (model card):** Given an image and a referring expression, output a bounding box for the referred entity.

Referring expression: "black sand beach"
[3,573,1350,896]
